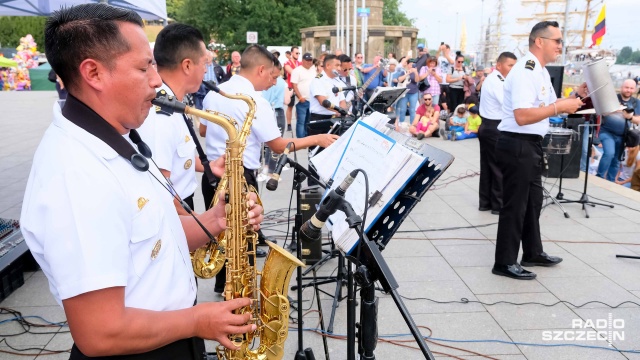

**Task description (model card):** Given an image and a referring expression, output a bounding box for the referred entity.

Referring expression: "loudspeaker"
[299,186,323,265]
[543,117,583,179]
[546,65,564,98]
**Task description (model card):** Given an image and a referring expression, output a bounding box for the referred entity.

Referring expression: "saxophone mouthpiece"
[151,94,186,115]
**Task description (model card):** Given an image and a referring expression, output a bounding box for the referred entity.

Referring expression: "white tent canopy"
[0,0,167,20]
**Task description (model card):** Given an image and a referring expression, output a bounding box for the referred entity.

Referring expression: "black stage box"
[299,186,323,265]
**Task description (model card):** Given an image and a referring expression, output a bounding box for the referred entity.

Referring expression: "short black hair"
[240,44,275,70]
[529,21,560,47]
[337,54,352,64]
[497,51,517,63]
[154,23,205,70]
[44,3,142,92]
[323,54,338,67]
[291,46,299,52]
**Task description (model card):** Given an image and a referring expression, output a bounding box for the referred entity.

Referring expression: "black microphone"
[332,85,357,94]
[202,80,221,93]
[266,142,293,191]
[322,99,348,116]
[299,170,358,242]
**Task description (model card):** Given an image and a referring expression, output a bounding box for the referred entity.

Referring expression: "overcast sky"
[399,0,638,54]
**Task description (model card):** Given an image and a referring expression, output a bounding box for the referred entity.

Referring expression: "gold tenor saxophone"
[152,91,304,360]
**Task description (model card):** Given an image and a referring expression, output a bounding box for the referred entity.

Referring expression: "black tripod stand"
[557,116,614,218]
[280,157,329,360]
[325,188,435,360]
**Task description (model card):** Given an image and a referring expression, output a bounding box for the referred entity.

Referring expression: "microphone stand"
[279,156,328,360]
[332,197,435,360]
[558,115,614,218]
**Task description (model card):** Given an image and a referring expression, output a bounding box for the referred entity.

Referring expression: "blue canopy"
[0,0,167,21]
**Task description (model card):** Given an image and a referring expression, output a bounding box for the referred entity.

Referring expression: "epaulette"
[525,60,536,71]
[154,89,171,116]
[497,74,504,82]
[316,73,323,79]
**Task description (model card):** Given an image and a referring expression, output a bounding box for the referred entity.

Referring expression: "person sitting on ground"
[440,104,467,139]
[410,94,441,140]
[615,144,640,188]
[451,105,482,141]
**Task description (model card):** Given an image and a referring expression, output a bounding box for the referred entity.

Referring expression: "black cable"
[394,294,640,309]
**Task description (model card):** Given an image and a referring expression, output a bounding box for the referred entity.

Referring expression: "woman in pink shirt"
[420,57,443,105]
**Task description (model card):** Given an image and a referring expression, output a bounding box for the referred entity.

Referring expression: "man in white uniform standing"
[493,21,586,280]
[20,4,264,358]
[137,23,209,214]
[478,51,517,215]
[201,45,338,293]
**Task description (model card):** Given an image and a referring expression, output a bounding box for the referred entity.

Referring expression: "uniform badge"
[525,60,536,71]
[539,102,546,108]
[316,73,323,79]
[185,135,191,143]
[497,74,504,82]
[137,197,149,210]
[184,159,193,169]
[151,239,162,260]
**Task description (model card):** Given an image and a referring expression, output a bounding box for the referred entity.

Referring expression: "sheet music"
[314,120,425,254]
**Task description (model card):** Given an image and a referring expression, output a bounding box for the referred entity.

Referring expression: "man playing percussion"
[492,21,586,280]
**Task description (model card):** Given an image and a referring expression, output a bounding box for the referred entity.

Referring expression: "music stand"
[557,115,614,218]
[365,87,408,114]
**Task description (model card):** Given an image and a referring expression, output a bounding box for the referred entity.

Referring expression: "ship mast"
[513,0,597,51]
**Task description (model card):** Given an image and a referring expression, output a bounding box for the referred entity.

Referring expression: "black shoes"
[416,133,425,140]
[492,264,537,280]
[287,124,292,132]
[479,206,500,215]
[255,248,267,258]
[521,252,563,267]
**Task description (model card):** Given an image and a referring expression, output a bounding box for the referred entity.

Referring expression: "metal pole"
[340,0,344,51]
[562,0,570,64]
[346,0,350,56]
[480,0,484,66]
[360,0,365,61]
[353,0,357,56]
[336,0,340,51]
[455,12,459,50]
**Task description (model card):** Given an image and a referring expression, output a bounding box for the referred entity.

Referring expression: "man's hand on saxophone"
[183,191,264,251]
[192,298,257,350]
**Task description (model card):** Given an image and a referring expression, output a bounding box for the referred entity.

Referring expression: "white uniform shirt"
[290,65,317,101]
[479,70,507,120]
[309,71,346,115]
[202,75,280,170]
[137,83,197,199]
[21,103,197,309]
[499,52,557,136]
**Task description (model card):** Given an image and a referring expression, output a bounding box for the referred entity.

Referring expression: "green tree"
[616,46,632,64]
[0,16,46,50]
[383,0,414,27]
[166,0,185,20]
[175,0,334,52]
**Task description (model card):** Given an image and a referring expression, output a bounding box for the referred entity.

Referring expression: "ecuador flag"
[590,5,606,48]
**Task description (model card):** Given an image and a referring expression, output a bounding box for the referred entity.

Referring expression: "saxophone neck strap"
[61,94,150,172]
